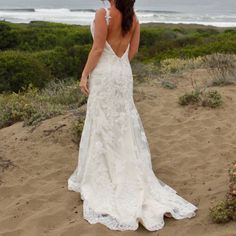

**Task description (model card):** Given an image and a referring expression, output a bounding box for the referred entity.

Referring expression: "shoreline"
[1,19,236,30]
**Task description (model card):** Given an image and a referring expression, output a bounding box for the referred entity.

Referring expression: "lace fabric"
[68,7,198,231]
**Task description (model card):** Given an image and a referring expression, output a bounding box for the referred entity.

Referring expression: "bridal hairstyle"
[102,0,136,36]
[115,0,136,35]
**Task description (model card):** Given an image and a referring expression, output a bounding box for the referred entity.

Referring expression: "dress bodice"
[90,7,130,61]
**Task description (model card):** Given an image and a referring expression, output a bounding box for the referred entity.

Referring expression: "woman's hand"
[77,9,106,94]
[79,74,89,96]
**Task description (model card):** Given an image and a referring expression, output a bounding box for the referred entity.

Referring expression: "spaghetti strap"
[103,7,111,25]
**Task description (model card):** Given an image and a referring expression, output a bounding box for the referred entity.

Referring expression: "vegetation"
[0,80,87,128]
[178,61,224,109]
[136,25,236,62]
[178,89,223,108]
[209,161,236,223]
[71,116,85,145]
[0,21,235,92]
[0,21,236,90]
[0,21,92,93]
[0,20,235,127]
[161,80,177,89]
[159,56,205,75]
[132,62,160,84]
[203,53,236,86]
[0,50,52,93]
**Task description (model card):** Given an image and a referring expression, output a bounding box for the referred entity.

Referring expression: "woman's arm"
[128,15,140,62]
[79,8,107,96]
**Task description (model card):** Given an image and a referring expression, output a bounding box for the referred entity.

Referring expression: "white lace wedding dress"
[68,7,198,231]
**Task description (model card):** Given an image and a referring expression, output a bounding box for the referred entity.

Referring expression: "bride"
[68,0,198,231]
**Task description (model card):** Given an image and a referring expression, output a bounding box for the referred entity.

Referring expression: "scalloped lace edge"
[68,180,198,232]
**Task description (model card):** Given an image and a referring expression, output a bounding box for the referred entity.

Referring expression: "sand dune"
[0,69,235,236]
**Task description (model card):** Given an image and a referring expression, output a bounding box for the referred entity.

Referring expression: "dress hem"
[68,179,198,232]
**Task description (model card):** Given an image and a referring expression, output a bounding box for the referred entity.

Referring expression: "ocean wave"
[136,9,181,14]
[35,8,71,13]
[0,8,97,14]
[0,7,235,27]
[0,8,180,14]
[70,9,95,12]
[0,8,35,12]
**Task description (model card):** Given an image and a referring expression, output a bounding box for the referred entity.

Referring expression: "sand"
[0,68,235,236]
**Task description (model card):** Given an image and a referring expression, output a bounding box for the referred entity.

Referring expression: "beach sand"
[0,68,235,236]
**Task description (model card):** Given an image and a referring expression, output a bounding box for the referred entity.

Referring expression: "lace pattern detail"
[104,7,112,25]
[68,7,198,232]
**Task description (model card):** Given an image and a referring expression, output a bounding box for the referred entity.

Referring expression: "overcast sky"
[0,0,235,13]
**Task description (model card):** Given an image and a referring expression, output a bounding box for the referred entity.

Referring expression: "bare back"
[106,7,138,58]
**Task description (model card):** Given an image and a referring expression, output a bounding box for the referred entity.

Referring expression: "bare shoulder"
[95,7,106,16]
[94,7,107,23]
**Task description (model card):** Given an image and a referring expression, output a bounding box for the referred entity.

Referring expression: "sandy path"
[0,69,235,236]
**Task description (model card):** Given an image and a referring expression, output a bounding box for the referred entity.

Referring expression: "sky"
[0,0,235,13]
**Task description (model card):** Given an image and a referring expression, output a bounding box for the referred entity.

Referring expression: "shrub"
[139,30,160,47]
[63,31,92,47]
[33,47,74,79]
[17,29,41,51]
[0,79,87,128]
[178,89,202,106]
[32,45,91,80]
[131,61,160,84]
[203,53,236,86]
[131,62,149,82]
[1,21,236,66]
[0,50,52,93]
[0,23,18,50]
[209,200,233,223]
[209,161,236,223]
[160,56,204,75]
[175,35,200,47]
[38,33,58,50]
[161,80,177,89]
[202,90,223,108]
[40,78,87,107]
[15,22,92,51]
[67,44,91,78]
[178,89,223,108]
[0,84,63,128]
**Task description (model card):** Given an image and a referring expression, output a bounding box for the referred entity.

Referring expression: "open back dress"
[68,7,198,231]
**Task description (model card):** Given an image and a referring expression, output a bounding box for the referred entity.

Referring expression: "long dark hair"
[115,0,135,36]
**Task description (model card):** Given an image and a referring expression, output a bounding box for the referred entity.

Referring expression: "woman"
[68,0,198,231]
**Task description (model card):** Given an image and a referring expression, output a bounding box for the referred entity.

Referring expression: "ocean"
[0,0,236,27]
